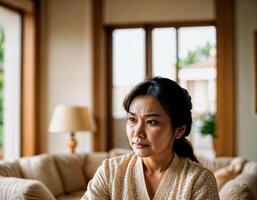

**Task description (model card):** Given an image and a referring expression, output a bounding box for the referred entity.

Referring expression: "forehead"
[129,95,165,114]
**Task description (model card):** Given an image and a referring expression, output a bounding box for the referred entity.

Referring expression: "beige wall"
[235,0,257,161]
[39,0,93,153]
[104,0,214,24]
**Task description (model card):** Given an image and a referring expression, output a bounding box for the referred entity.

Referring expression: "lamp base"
[68,132,77,153]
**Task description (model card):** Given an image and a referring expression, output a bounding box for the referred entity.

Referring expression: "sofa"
[0,152,108,200]
[0,148,256,200]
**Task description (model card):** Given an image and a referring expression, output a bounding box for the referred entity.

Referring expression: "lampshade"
[49,105,96,133]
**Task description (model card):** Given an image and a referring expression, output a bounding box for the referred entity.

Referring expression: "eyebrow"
[128,111,161,117]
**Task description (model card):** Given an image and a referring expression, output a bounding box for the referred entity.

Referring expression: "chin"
[133,148,152,157]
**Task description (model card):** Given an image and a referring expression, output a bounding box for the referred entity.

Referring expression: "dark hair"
[123,76,198,162]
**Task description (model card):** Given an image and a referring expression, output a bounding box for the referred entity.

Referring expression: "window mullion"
[145,25,152,77]
[175,28,179,83]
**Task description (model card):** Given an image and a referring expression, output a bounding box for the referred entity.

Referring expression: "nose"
[134,122,145,138]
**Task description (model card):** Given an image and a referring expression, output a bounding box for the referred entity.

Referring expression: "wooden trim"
[0,0,33,13]
[145,25,152,77]
[176,29,179,83]
[255,30,257,113]
[215,0,235,156]
[92,0,109,151]
[105,20,215,29]
[105,24,145,29]
[34,0,40,154]
[106,28,113,150]
[21,8,37,156]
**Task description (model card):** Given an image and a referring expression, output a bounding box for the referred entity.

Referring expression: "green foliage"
[0,126,2,149]
[0,27,4,63]
[178,41,213,68]
[199,41,212,57]
[199,113,216,138]
[0,71,3,149]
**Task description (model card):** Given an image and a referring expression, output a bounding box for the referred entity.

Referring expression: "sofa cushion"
[0,160,21,177]
[0,177,55,200]
[54,153,86,193]
[242,161,257,175]
[219,173,257,200]
[83,152,108,182]
[56,190,85,200]
[18,154,64,197]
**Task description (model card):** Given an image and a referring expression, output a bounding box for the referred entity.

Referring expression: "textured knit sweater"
[82,153,219,200]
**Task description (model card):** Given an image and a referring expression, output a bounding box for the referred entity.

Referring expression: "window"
[178,27,216,158]
[110,24,216,157]
[0,26,3,159]
[0,5,22,159]
[112,28,145,148]
[152,28,176,80]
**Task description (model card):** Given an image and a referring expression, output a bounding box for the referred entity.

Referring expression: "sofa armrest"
[0,177,56,200]
[219,161,257,200]
[219,174,256,200]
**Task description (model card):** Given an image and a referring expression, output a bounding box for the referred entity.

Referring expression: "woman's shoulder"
[176,156,218,192]
[102,152,136,170]
[180,156,215,177]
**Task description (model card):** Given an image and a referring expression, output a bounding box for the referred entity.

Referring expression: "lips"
[133,143,149,149]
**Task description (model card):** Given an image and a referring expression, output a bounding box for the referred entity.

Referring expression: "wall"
[39,0,93,153]
[235,0,257,161]
[104,0,214,24]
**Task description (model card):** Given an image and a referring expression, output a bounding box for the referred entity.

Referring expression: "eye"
[128,116,136,123]
[146,120,159,125]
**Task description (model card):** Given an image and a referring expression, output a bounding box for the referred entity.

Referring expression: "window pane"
[178,26,216,158]
[112,28,145,148]
[0,6,22,159]
[152,28,176,80]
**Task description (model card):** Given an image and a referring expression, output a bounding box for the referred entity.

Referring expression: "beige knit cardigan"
[82,153,219,200]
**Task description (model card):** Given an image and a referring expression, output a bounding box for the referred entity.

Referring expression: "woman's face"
[126,95,175,158]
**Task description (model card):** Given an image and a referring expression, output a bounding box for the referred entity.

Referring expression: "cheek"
[148,127,173,143]
[147,126,166,135]
[126,123,133,139]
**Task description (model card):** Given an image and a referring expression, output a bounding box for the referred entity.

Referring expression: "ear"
[174,125,186,139]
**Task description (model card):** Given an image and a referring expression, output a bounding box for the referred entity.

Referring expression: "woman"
[82,77,219,200]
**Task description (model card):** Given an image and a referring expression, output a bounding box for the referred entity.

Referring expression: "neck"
[142,151,174,174]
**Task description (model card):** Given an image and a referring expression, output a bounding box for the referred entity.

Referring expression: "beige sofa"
[0,149,256,200]
[197,155,257,200]
[0,152,107,200]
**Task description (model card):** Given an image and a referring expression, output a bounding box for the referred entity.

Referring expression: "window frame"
[0,0,39,157]
[92,0,235,156]
[105,21,216,150]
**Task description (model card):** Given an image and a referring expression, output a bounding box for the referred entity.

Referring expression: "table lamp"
[49,105,96,153]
